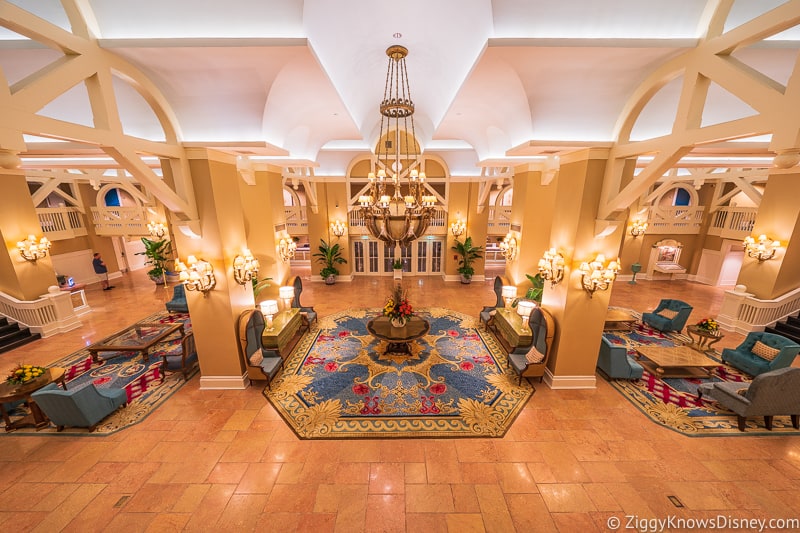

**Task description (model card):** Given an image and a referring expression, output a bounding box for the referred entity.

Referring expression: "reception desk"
[262,308,306,357]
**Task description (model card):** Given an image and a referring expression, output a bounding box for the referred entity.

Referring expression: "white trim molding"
[544,369,597,389]
[199,374,248,390]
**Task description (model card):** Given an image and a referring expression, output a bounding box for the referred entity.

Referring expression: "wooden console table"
[488,308,533,353]
[262,308,307,358]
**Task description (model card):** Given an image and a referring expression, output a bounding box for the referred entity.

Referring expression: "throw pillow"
[751,340,780,361]
[658,309,679,319]
[249,351,264,366]
[736,388,749,396]
[526,347,545,364]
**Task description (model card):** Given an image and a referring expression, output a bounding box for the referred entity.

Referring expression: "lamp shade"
[501,285,517,299]
[279,286,294,300]
[516,300,535,318]
[260,300,279,316]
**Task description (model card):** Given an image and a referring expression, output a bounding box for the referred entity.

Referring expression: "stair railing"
[0,289,82,337]
[717,286,800,334]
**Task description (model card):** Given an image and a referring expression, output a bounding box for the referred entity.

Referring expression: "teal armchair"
[642,299,693,332]
[31,382,127,432]
[721,331,800,377]
[166,284,188,313]
[289,276,317,326]
[597,336,643,380]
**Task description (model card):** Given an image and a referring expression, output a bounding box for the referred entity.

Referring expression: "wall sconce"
[260,300,279,331]
[330,220,346,238]
[147,220,167,239]
[499,232,518,261]
[17,234,51,263]
[279,285,295,310]
[450,218,465,238]
[501,285,517,309]
[516,300,536,332]
[578,254,620,298]
[277,235,297,262]
[630,220,648,237]
[537,248,565,287]
[744,234,781,262]
[175,255,216,295]
[233,248,260,285]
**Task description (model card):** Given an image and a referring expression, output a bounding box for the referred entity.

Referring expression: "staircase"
[766,315,800,345]
[0,317,41,354]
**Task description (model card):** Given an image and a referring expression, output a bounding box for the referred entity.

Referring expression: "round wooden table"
[367,316,430,355]
[685,325,724,353]
[0,367,66,431]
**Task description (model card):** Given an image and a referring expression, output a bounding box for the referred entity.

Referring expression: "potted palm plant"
[452,236,484,284]
[136,237,173,284]
[314,238,347,284]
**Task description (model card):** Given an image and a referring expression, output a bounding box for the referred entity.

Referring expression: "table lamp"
[516,300,536,332]
[501,285,517,309]
[279,286,294,310]
[260,300,279,331]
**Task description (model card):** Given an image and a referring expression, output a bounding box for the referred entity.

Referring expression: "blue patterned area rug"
[2,311,193,436]
[265,308,533,439]
[603,313,799,437]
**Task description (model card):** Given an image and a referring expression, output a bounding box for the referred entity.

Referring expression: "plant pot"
[393,269,402,280]
[324,274,336,285]
[460,274,472,284]
[149,274,166,285]
[390,316,407,328]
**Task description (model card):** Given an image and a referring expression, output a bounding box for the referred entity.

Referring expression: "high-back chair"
[479,276,510,329]
[507,307,555,385]
[237,309,283,388]
[289,276,317,326]
[165,284,189,314]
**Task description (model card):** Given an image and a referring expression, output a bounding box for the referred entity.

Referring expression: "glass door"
[353,238,443,277]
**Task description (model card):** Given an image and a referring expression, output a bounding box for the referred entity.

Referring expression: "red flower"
[352,383,369,395]
[324,361,339,372]
[338,331,350,337]
[447,330,459,337]
[459,361,474,371]
[430,383,447,395]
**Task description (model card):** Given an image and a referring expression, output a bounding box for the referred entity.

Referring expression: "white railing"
[90,206,149,236]
[487,206,512,233]
[0,289,82,337]
[717,286,800,334]
[37,207,88,240]
[707,207,757,240]
[645,206,705,234]
[285,206,308,233]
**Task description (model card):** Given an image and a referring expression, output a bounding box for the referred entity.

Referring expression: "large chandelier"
[358,45,436,246]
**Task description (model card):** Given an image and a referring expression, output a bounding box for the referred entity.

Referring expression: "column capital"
[0,148,21,169]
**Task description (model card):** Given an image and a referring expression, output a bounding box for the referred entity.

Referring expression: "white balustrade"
[90,206,149,236]
[644,206,705,234]
[707,207,757,239]
[37,207,87,240]
[0,288,82,337]
[717,286,800,334]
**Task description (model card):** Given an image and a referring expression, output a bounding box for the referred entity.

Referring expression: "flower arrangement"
[6,364,47,385]
[383,285,413,321]
[695,318,719,333]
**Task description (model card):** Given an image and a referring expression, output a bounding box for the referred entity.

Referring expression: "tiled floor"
[1,269,799,532]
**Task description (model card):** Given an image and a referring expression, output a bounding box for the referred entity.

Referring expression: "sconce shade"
[330,220,346,237]
[537,248,565,287]
[499,232,518,261]
[743,234,780,262]
[450,219,465,238]
[278,235,297,262]
[578,254,620,297]
[147,220,167,239]
[630,220,648,237]
[175,256,216,295]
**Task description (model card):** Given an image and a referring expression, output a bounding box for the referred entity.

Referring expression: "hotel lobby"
[2,1,800,531]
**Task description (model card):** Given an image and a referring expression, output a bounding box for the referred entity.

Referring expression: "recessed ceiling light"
[393,32,402,39]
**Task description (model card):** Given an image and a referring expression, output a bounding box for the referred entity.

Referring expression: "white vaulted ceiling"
[1,0,799,176]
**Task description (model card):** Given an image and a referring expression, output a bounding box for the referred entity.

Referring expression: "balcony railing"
[707,207,757,240]
[90,206,149,236]
[347,207,447,236]
[487,206,512,234]
[285,205,308,233]
[36,207,87,240]
[645,206,705,234]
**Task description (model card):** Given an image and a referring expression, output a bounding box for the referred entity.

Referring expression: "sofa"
[31,382,127,432]
[697,367,800,431]
[721,331,800,377]
[641,299,693,332]
[165,284,189,313]
[596,335,643,380]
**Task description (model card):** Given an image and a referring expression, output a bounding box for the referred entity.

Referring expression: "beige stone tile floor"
[1,267,799,532]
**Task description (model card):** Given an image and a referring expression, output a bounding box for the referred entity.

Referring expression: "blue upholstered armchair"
[166,284,189,313]
[479,276,507,329]
[289,276,317,326]
[596,336,643,380]
[697,367,800,431]
[237,309,283,388]
[721,331,800,377]
[30,382,127,432]
[508,307,555,385]
[158,331,199,381]
[641,299,693,332]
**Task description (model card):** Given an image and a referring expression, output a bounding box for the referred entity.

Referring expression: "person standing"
[92,252,114,290]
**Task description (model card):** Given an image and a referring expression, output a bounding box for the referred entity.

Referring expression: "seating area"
[641,299,693,332]
[698,367,800,431]
[154,331,199,381]
[721,331,800,377]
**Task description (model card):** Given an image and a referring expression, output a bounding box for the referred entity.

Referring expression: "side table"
[685,325,724,354]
